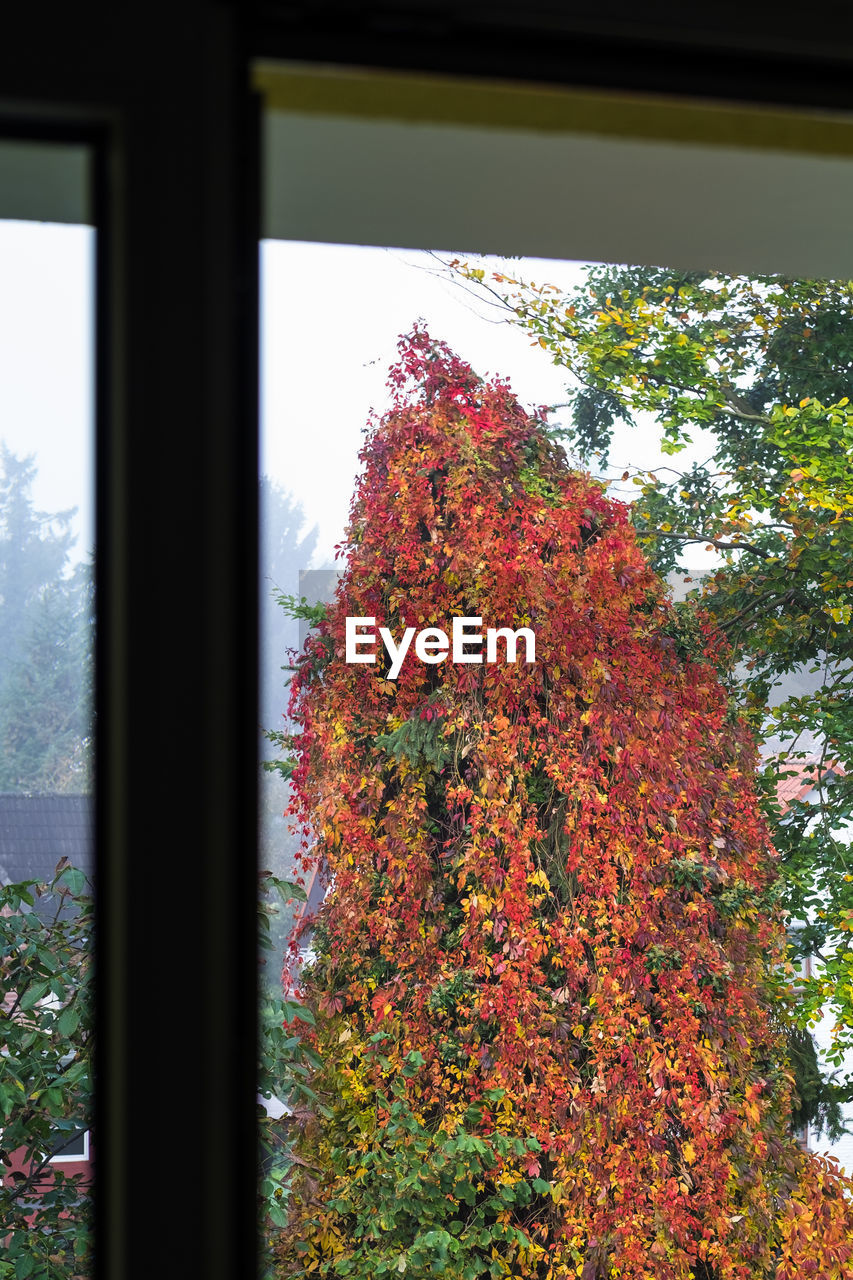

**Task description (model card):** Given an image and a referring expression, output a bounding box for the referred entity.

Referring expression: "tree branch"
[648,531,772,559]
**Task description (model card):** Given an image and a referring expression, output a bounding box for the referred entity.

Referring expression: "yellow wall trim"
[253,61,853,158]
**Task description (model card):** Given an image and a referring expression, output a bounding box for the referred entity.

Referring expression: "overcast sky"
[0,222,721,578]
[261,239,719,573]
[0,221,94,559]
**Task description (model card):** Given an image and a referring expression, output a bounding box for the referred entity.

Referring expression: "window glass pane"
[0,156,95,1275]
[48,1127,89,1162]
[258,70,853,1273]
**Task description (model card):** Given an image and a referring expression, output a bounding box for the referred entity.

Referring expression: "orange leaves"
[276,330,853,1280]
[775,1154,853,1279]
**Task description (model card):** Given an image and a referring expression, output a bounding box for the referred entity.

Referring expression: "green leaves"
[0,865,93,1278]
[273,591,330,628]
[290,1080,537,1279]
[57,866,87,896]
[57,1007,80,1037]
[375,711,455,774]
[401,1049,426,1077]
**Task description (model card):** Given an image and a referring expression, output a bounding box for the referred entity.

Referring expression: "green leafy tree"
[0,861,316,1279]
[446,259,853,1112]
[258,874,325,1274]
[0,863,93,1279]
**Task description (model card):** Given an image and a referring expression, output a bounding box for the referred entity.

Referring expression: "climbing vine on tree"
[275,330,853,1279]
[442,261,853,1095]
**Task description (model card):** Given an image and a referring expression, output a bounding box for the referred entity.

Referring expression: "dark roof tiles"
[0,793,93,887]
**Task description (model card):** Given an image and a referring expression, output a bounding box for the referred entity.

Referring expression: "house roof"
[289,860,327,941]
[775,759,844,813]
[0,793,93,898]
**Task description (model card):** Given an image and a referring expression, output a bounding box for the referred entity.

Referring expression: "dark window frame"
[1,6,851,1278]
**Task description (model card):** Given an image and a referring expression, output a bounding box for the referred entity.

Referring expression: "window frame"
[48,1128,91,1165]
[1,6,852,1279]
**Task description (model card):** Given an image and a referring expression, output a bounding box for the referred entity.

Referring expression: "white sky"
[261,239,719,573]
[0,223,720,578]
[0,221,94,560]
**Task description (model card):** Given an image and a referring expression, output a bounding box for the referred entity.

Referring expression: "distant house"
[775,758,845,811]
[282,858,326,985]
[771,758,852,1161]
[0,794,93,1197]
[0,792,93,915]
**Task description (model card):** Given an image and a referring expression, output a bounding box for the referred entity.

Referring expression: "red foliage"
[277,329,853,1279]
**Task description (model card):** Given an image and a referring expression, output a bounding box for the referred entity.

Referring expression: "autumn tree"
[274,331,853,1279]
[442,260,853,1112]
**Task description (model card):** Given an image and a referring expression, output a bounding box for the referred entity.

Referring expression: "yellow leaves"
[317,1225,346,1255]
[682,1141,697,1165]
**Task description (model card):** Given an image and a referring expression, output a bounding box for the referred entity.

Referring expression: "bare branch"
[648,531,773,560]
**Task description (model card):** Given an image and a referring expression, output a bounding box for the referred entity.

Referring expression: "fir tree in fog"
[259,477,320,980]
[259,475,319,734]
[0,445,92,792]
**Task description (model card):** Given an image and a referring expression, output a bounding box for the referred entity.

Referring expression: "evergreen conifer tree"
[0,445,91,792]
